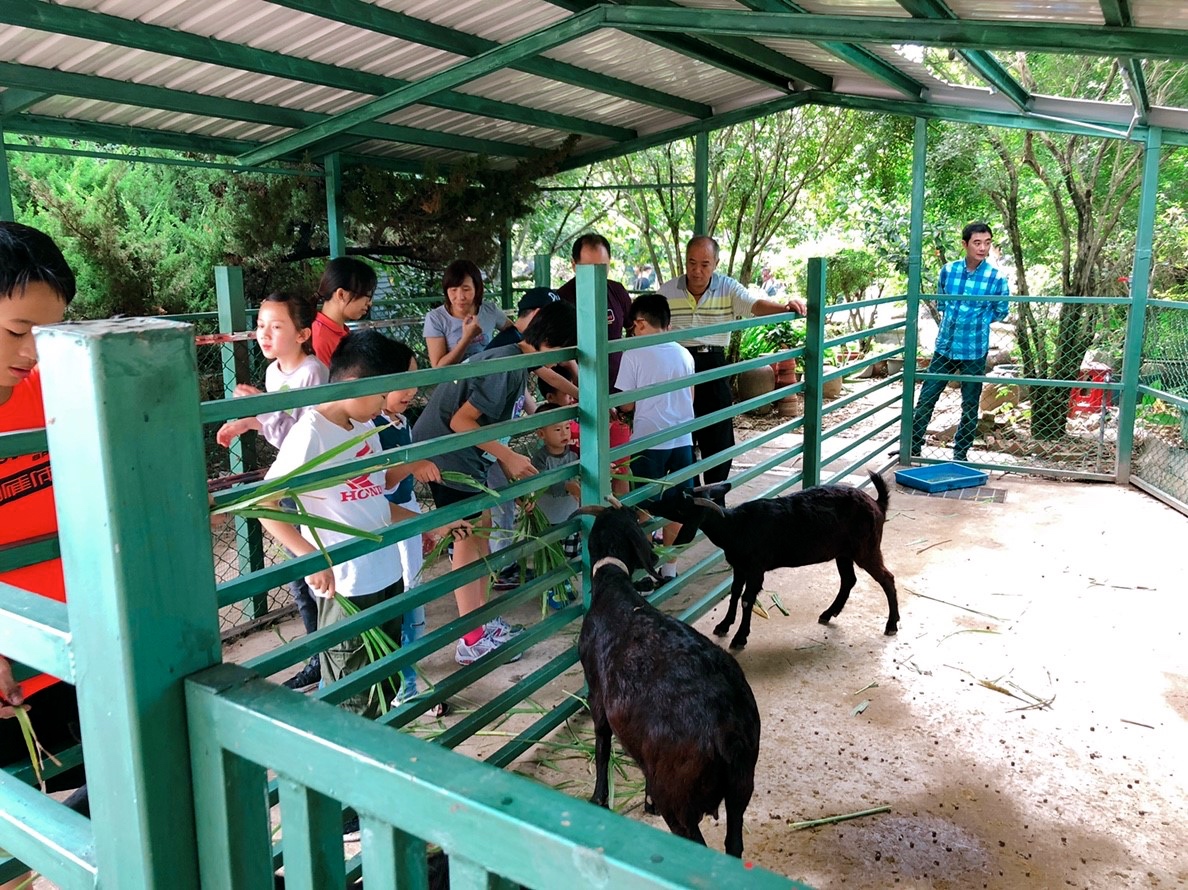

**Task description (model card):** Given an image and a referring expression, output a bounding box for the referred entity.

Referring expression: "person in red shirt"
[311,257,376,366]
[0,224,86,871]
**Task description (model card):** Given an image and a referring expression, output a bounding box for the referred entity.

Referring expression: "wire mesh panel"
[1134,301,1188,505]
[909,296,1123,476]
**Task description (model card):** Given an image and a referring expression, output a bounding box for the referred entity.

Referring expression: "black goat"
[651,471,899,649]
[578,505,761,857]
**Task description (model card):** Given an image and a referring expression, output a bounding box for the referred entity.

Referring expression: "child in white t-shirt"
[259,331,444,718]
[614,292,695,580]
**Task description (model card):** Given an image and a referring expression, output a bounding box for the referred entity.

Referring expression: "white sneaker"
[455,630,523,666]
[484,615,524,644]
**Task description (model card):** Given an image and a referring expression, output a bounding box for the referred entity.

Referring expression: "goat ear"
[574,505,606,517]
[672,522,698,546]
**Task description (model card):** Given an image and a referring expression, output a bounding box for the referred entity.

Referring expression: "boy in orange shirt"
[0,224,85,845]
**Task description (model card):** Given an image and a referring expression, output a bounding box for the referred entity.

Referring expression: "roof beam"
[894,0,1030,110]
[0,62,540,159]
[0,88,46,117]
[1098,0,1149,122]
[264,0,711,120]
[6,114,430,174]
[601,7,1188,60]
[738,0,924,99]
[548,0,832,91]
[237,8,605,166]
[0,0,633,142]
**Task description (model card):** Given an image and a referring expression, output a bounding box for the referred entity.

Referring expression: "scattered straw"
[1121,718,1154,729]
[852,681,878,696]
[916,538,952,554]
[905,587,1004,622]
[787,805,891,830]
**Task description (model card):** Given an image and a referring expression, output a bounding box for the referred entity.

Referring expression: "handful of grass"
[12,704,61,791]
[333,594,404,715]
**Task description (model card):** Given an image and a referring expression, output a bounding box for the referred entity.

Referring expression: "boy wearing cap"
[487,287,559,349]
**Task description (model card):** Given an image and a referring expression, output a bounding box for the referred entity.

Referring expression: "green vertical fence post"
[575,261,609,604]
[500,227,515,311]
[899,117,927,462]
[1116,126,1163,484]
[36,318,223,889]
[802,257,827,486]
[216,266,268,619]
[533,252,551,288]
[694,131,709,235]
[0,123,13,222]
[325,152,346,260]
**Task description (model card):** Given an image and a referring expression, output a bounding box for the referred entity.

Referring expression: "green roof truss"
[237,8,607,165]
[0,62,541,160]
[739,0,925,99]
[1098,0,1150,121]
[0,0,633,142]
[266,0,711,120]
[547,0,832,91]
[602,7,1188,60]
[895,0,1031,110]
[0,87,47,117]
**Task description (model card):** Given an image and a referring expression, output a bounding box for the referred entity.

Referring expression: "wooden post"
[36,318,222,889]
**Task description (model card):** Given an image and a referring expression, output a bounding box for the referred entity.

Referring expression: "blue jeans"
[911,354,985,461]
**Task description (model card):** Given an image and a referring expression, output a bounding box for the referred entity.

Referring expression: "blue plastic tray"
[895,463,989,493]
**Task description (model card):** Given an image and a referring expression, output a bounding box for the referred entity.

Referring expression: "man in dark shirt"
[555,232,634,390]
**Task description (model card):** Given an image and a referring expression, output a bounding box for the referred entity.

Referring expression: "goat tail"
[867,470,890,518]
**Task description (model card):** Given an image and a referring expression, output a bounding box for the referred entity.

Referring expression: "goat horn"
[574,505,606,517]
[691,497,726,514]
[606,494,624,509]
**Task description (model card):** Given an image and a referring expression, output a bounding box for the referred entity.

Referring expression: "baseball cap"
[518,287,561,315]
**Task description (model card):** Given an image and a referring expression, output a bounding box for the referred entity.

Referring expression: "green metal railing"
[0,315,798,888]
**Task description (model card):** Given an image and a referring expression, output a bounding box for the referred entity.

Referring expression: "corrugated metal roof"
[1,0,1186,173]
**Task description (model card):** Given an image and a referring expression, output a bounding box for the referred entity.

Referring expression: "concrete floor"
[231,458,1188,889]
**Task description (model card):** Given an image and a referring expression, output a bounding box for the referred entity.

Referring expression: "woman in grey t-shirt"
[423,258,512,367]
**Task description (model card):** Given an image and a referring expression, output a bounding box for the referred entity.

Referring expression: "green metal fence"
[4,257,1185,885]
[0,314,799,888]
[1132,298,1188,510]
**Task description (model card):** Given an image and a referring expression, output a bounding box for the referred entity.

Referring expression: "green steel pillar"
[325,152,346,260]
[533,252,551,288]
[694,131,709,236]
[500,228,515,311]
[1116,126,1163,484]
[802,258,827,487]
[36,318,222,889]
[216,266,267,618]
[898,117,928,462]
[0,123,14,222]
[574,262,609,604]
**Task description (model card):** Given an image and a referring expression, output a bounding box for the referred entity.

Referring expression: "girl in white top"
[217,291,328,449]
[422,258,512,368]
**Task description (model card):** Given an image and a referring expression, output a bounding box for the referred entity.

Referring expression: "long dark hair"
[316,257,377,305]
[260,291,317,355]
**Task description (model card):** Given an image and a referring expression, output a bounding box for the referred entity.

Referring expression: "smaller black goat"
[578,505,761,857]
[651,471,899,649]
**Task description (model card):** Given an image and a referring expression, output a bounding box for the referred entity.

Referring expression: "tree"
[931,57,1186,439]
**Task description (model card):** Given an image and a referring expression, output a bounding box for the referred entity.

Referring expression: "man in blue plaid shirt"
[910,222,1010,462]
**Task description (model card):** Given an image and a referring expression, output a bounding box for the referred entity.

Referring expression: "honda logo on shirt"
[340,443,383,502]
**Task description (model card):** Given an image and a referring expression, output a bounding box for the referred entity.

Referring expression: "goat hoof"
[728,637,748,650]
[712,623,730,637]
[817,613,834,626]
[884,623,898,636]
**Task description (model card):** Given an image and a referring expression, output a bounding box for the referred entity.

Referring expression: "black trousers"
[691,348,734,485]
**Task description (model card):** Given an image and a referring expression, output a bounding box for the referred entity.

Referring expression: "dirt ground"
[220,411,1188,889]
[229,471,1188,889]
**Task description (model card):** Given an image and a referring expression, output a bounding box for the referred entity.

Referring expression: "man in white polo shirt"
[658,235,806,484]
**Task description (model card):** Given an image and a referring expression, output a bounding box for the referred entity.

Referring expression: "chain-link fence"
[195,315,426,636]
[908,295,1124,477]
[1134,300,1188,506]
